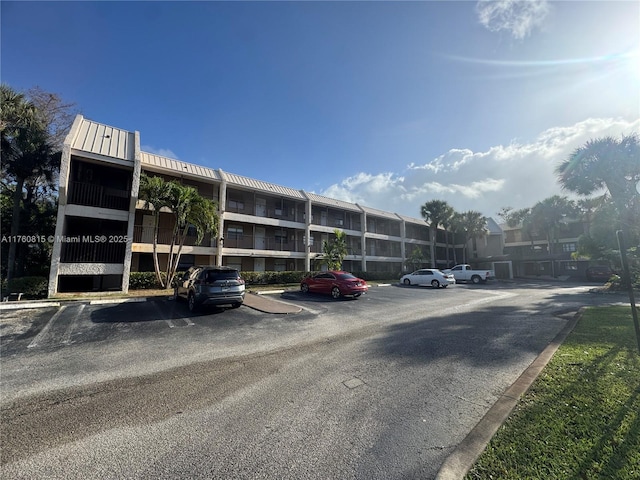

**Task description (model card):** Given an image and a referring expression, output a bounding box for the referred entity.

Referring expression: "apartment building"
[499,219,587,278]
[49,115,458,296]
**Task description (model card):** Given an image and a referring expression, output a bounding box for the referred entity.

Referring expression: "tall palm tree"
[441,208,460,268]
[556,133,640,236]
[529,196,576,276]
[420,200,454,268]
[449,212,466,265]
[529,196,576,255]
[459,211,488,263]
[165,182,219,288]
[138,174,173,287]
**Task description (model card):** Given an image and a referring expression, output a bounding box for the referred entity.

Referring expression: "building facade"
[50,115,479,296]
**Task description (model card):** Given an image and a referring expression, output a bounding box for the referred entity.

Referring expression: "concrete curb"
[435,310,582,480]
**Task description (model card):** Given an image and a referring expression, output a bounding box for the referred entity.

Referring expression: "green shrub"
[129,271,166,290]
[2,276,49,299]
[238,270,399,286]
[240,271,306,286]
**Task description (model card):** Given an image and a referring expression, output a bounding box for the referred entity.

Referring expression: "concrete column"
[217,171,227,267]
[121,130,142,293]
[48,115,83,297]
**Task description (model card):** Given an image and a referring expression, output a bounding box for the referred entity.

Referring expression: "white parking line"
[150,300,192,328]
[90,298,147,305]
[28,306,67,349]
[61,304,85,345]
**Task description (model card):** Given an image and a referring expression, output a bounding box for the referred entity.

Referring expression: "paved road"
[0,281,617,479]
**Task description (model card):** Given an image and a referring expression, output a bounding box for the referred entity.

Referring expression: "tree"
[1,85,68,281]
[458,211,488,263]
[556,133,640,237]
[164,182,219,287]
[138,174,219,289]
[138,173,173,287]
[405,246,428,272]
[420,200,454,268]
[321,229,348,270]
[529,196,576,255]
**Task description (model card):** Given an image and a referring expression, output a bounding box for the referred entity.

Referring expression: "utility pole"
[617,230,640,354]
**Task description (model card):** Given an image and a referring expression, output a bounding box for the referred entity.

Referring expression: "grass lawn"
[466,306,640,480]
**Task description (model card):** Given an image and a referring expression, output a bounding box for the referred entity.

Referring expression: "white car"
[400,269,455,288]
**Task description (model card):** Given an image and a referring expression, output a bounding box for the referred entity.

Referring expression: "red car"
[300,271,368,299]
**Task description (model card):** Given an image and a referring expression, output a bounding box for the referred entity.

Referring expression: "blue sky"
[2,1,638,220]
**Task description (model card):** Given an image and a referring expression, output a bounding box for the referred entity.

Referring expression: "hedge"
[128,271,166,290]
[1,276,49,299]
[128,270,402,290]
[240,270,400,286]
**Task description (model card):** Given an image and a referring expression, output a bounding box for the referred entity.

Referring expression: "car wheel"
[331,286,341,299]
[403,278,411,286]
[231,302,242,309]
[301,283,309,293]
[431,279,440,288]
[188,293,198,313]
[471,275,481,284]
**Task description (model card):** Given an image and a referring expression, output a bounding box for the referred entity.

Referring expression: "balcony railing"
[61,240,126,264]
[223,235,305,252]
[133,226,214,247]
[225,201,304,223]
[68,181,130,211]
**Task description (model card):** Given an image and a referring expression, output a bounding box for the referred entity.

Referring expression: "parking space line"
[61,304,85,345]
[28,306,67,349]
[150,300,192,328]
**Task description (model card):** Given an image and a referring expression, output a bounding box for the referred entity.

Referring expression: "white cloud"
[319,117,640,220]
[476,0,550,39]
[141,145,179,159]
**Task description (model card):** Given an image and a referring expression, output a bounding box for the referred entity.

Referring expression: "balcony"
[60,240,126,264]
[133,226,214,247]
[223,235,305,252]
[226,200,304,223]
[68,181,130,211]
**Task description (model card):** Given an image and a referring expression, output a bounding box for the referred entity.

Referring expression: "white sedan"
[400,269,455,288]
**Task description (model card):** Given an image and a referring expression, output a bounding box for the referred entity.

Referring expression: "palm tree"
[449,212,466,265]
[1,85,59,281]
[529,196,576,277]
[138,175,219,288]
[458,211,488,263]
[165,182,219,288]
[138,174,173,287]
[420,200,454,268]
[556,133,640,236]
[322,229,348,270]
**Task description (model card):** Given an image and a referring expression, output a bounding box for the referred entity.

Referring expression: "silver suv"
[175,266,245,312]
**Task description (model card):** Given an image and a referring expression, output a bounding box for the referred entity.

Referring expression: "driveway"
[0,281,617,479]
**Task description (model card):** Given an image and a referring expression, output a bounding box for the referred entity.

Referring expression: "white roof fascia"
[140,152,222,182]
[222,171,306,199]
[396,213,429,226]
[359,204,402,221]
[71,117,136,162]
[304,192,362,212]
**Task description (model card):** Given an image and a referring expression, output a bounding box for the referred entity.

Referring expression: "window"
[275,230,288,244]
[227,226,243,240]
[228,199,244,210]
[562,243,577,252]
